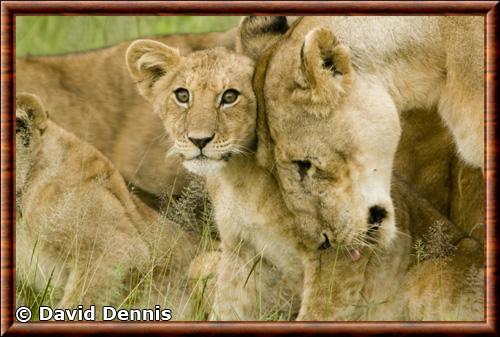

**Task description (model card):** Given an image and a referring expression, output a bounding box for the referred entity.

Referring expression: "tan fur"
[298,179,483,321]
[237,16,484,320]
[16,93,199,317]
[394,107,485,244]
[16,29,236,199]
[399,238,484,321]
[127,40,483,321]
[242,18,484,245]
[253,20,402,252]
[240,15,484,255]
[437,17,484,167]
[127,40,306,319]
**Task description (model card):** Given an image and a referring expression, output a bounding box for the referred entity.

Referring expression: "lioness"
[16,28,236,200]
[16,93,198,316]
[237,16,484,320]
[126,40,483,321]
[238,15,484,255]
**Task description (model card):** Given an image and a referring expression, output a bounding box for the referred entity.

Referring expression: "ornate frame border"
[1,1,497,335]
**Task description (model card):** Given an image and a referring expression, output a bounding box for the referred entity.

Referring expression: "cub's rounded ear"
[237,16,289,60]
[16,93,48,131]
[294,27,352,117]
[126,39,181,101]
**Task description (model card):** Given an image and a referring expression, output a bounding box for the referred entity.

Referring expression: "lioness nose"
[189,135,214,149]
[368,205,387,224]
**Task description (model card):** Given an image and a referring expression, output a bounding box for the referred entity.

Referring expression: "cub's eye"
[221,89,239,105]
[292,160,312,181]
[174,88,190,104]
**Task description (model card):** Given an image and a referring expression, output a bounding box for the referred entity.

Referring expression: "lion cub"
[127,40,305,319]
[16,93,197,315]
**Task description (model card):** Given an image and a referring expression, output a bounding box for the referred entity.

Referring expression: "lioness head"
[16,93,48,194]
[126,40,256,176]
[239,17,401,253]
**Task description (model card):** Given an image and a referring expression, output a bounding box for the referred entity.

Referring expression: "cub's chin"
[183,157,226,176]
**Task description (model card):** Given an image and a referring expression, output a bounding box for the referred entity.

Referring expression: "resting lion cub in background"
[16,93,197,317]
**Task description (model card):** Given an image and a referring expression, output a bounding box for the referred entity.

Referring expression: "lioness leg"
[57,258,129,309]
[438,17,484,169]
[438,90,484,169]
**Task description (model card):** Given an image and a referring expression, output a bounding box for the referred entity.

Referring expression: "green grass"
[16,16,240,57]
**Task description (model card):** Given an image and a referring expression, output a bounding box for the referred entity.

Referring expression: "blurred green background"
[16,16,240,57]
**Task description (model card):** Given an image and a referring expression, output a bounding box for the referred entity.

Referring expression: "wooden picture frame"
[1,1,497,335]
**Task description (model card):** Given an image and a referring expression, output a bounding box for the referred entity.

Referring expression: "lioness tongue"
[348,249,361,262]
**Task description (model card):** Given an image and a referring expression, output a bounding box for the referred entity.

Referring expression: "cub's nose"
[188,135,214,150]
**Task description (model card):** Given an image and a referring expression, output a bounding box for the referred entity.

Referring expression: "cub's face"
[127,42,256,176]
[15,93,48,194]
[240,17,401,254]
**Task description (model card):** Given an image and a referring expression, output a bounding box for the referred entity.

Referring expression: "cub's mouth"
[182,152,231,176]
[187,152,232,162]
[193,154,209,160]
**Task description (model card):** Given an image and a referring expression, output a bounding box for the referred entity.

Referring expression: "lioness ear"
[294,27,352,117]
[237,16,289,60]
[126,39,180,101]
[16,93,48,131]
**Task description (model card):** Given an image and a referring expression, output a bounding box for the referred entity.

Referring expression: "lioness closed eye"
[237,16,484,321]
[242,17,400,255]
[239,16,484,255]
[126,36,484,322]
